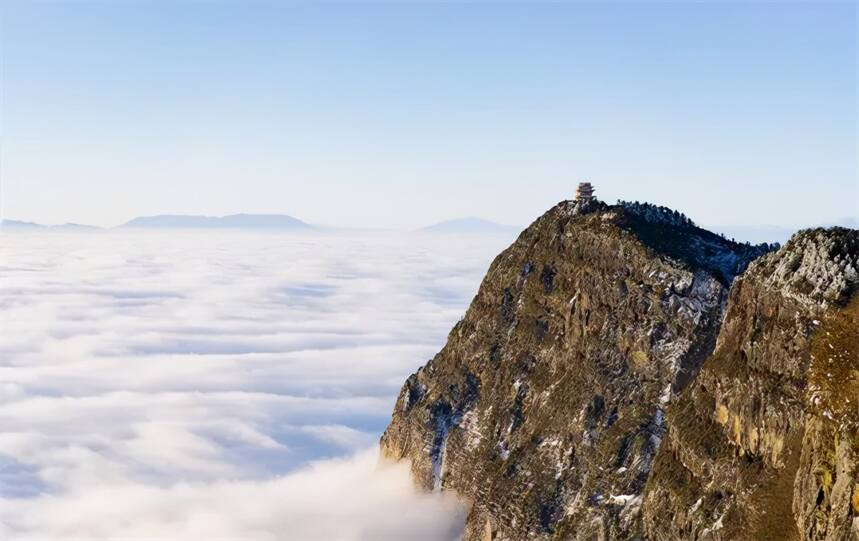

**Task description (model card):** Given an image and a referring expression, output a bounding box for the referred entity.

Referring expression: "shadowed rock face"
[381,200,772,540]
[641,227,859,541]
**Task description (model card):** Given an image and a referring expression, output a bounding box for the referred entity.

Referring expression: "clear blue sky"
[1,1,856,228]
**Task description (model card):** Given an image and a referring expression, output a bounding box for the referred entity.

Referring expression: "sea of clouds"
[0,229,514,540]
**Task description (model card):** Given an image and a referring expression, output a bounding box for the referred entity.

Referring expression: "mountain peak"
[420,217,519,235]
[553,199,776,284]
[381,198,764,539]
[748,226,859,308]
[381,198,856,540]
[119,213,310,229]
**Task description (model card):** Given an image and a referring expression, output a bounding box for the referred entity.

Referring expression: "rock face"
[380,200,774,539]
[641,227,859,540]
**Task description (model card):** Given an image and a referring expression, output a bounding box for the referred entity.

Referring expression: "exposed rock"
[380,200,772,539]
[641,227,859,541]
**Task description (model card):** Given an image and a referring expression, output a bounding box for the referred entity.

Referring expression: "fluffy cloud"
[0,230,512,539]
[0,449,469,541]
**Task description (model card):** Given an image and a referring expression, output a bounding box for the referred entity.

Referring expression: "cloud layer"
[0,230,512,539]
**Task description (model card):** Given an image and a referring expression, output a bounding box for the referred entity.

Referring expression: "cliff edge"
[641,227,859,540]
[381,200,774,539]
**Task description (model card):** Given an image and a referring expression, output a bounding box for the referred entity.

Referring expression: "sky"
[0,230,511,539]
[1,1,856,229]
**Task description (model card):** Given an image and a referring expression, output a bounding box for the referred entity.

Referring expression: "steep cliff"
[641,227,859,540]
[380,199,771,540]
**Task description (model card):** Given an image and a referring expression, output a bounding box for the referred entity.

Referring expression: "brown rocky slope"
[380,199,778,539]
[640,227,859,540]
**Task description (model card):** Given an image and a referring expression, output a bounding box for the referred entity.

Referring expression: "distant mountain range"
[3,213,855,238]
[0,219,101,231]
[1,214,311,231]
[118,213,310,229]
[419,217,520,235]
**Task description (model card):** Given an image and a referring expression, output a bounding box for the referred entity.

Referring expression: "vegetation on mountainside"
[809,296,859,436]
[383,200,858,541]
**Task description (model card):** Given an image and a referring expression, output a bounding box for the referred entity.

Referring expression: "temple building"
[575,182,595,202]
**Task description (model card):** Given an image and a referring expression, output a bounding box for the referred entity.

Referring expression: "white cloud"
[0,449,470,541]
[0,230,509,539]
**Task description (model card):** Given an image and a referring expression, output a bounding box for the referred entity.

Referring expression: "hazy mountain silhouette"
[1,219,43,229]
[1,219,101,231]
[119,214,311,229]
[420,217,519,235]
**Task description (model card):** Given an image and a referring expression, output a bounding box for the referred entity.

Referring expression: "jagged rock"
[381,200,772,539]
[641,227,859,541]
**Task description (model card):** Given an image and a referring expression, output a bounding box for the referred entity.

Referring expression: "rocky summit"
[381,199,858,540]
